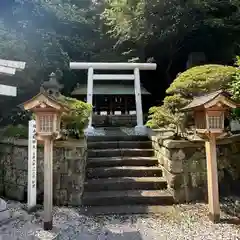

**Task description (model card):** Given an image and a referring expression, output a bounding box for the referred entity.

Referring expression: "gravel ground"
[0,200,240,240]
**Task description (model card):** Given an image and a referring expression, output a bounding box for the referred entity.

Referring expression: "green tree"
[147,64,237,133]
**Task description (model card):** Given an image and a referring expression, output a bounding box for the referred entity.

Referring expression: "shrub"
[167,64,236,97]
[2,124,28,138]
[57,95,92,138]
[147,64,238,134]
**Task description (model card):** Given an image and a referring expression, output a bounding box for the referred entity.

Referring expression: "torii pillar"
[69,62,157,135]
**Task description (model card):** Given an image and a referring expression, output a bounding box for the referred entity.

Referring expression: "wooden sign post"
[27,120,37,212]
[181,90,238,222]
[23,77,69,230]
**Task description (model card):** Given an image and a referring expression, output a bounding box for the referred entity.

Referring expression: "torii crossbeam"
[0,59,26,96]
[70,62,157,135]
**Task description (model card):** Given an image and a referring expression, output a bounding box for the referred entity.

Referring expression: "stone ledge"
[161,134,240,149]
[0,138,86,148]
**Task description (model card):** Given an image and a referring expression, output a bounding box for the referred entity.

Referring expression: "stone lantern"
[182,90,238,223]
[23,91,69,231]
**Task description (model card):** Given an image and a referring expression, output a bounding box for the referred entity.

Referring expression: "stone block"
[165,158,183,174]
[53,173,61,190]
[162,167,184,189]
[4,183,25,201]
[69,191,82,206]
[68,158,85,174]
[4,168,16,184]
[171,149,186,161]
[67,174,83,191]
[16,170,27,186]
[13,147,27,161]
[54,189,68,205]
[0,198,10,222]
[37,173,44,192]
[168,187,186,203]
[0,183,4,195]
[58,161,68,174]
[4,154,13,167]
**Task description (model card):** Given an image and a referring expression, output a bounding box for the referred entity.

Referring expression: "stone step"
[82,190,174,206]
[88,149,154,158]
[87,166,162,178]
[87,141,152,149]
[79,205,175,215]
[87,135,149,142]
[84,177,167,191]
[87,157,158,167]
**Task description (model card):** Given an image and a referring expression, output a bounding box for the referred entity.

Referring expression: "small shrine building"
[71,81,151,116]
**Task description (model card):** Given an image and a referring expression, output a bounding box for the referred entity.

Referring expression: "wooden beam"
[0,66,16,75]
[0,59,26,71]
[70,62,157,70]
[93,74,135,80]
[0,84,17,96]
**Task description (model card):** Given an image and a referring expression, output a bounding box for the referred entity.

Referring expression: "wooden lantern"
[182,90,238,136]
[23,92,69,140]
[23,91,69,231]
[181,90,238,223]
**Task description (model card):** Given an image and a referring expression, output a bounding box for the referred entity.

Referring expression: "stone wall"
[150,131,240,203]
[0,138,87,206]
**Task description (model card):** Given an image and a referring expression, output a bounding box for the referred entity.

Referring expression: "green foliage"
[2,125,28,139]
[147,64,238,134]
[57,95,92,137]
[167,64,237,96]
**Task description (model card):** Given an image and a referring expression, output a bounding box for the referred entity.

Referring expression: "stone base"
[134,125,148,135]
[84,126,95,136]
[0,198,11,222]
[208,212,220,223]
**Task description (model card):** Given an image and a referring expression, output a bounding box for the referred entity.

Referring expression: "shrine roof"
[71,84,151,95]
[181,90,235,111]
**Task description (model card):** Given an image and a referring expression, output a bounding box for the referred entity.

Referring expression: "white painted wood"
[0,84,17,96]
[93,74,135,80]
[27,120,37,211]
[114,111,122,115]
[129,110,136,115]
[100,111,107,116]
[0,59,26,70]
[87,67,94,128]
[70,62,157,70]
[0,66,16,75]
[134,68,143,127]
[44,138,53,230]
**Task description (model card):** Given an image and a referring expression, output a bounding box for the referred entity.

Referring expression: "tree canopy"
[1,0,240,118]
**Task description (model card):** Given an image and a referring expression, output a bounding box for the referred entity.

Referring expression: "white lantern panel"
[39,115,54,133]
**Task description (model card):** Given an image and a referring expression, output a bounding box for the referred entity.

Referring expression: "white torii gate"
[70,62,157,135]
[0,59,26,96]
[0,59,26,222]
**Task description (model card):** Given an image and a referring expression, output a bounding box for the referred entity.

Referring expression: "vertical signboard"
[28,120,37,211]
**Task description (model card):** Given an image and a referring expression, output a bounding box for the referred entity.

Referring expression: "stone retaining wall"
[150,131,240,203]
[0,138,87,206]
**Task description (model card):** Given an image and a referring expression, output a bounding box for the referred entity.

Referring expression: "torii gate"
[0,59,26,96]
[0,58,26,222]
[70,62,157,135]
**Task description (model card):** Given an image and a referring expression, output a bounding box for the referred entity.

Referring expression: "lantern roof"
[181,90,238,111]
[22,91,70,112]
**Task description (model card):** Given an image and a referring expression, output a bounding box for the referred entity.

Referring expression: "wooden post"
[87,67,94,129]
[44,138,53,230]
[205,134,220,223]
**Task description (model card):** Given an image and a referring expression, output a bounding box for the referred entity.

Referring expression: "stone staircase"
[82,135,174,215]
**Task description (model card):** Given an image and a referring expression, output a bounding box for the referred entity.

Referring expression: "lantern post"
[181,90,238,223]
[23,90,69,230]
